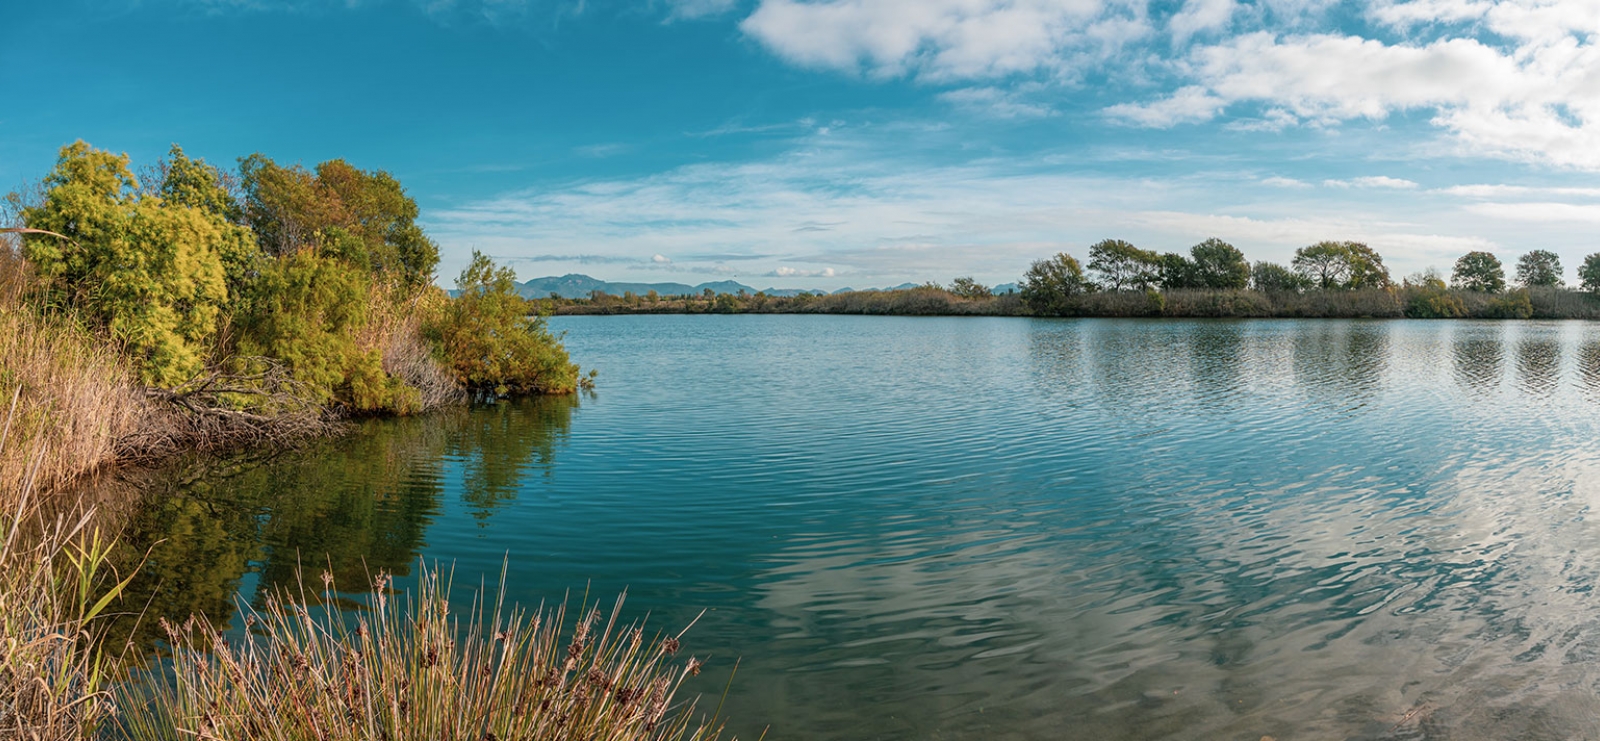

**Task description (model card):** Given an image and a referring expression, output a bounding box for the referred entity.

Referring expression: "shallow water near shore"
[116,315,1600,739]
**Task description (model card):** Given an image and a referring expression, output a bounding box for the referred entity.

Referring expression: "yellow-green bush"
[427,252,581,397]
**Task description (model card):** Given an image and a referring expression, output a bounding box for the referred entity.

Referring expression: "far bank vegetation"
[550,238,1600,321]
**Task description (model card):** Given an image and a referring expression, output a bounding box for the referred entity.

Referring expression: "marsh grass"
[120,566,733,741]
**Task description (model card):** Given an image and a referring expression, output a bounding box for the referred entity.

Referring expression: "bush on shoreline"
[2,141,581,496]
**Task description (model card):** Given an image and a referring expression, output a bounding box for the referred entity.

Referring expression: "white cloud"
[738,0,1147,81]
[1261,176,1312,188]
[1466,201,1600,223]
[769,266,838,277]
[1104,85,1224,126]
[1115,10,1600,168]
[1324,176,1420,189]
[652,253,672,263]
[1169,0,1236,43]
[1440,184,1600,199]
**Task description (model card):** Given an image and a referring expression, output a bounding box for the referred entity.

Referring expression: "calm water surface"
[119,316,1600,740]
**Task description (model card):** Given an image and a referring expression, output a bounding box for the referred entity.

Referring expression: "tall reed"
[121,566,732,741]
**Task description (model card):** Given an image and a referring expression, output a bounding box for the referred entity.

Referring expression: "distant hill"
[515,274,816,299]
[507,274,1017,299]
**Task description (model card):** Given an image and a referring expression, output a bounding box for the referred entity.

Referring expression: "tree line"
[1019,238,1600,318]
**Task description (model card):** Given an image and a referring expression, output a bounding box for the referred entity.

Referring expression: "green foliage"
[1483,288,1534,319]
[19,141,231,386]
[1157,252,1200,290]
[233,248,401,411]
[949,276,992,299]
[1580,253,1600,293]
[1516,249,1563,287]
[239,154,439,287]
[156,145,261,302]
[1187,238,1251,289]
[1452,251,1505,292]
[1087,239,1161,290]
[1251,261,1309,293]
[1021,253,1091,315]
[427,251,580,397]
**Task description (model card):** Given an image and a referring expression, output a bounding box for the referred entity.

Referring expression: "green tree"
[1453,251,1506,292]
[949,276,992,299]
[427,251,580,397]
[1250,261,1307,292]
[1158,252,1199,290]
[1345,243,1391,288]
[1188,238,1251,289]
[1087,239,1161,291]
[1021,253,1090,315]
[19,141,230,386]
[1579,253,1600,292]
[1292,241,1389,290]
[1292,242,1351,289]
[239,154,439,287]
[1516,249,1563,287]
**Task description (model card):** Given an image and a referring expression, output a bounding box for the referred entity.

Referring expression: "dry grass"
[121,566,733,741]
[360,282,464,412]
[0,404,137,741]
[0,305,147,497]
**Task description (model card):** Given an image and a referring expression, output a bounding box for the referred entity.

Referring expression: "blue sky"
[4,0,1600,290]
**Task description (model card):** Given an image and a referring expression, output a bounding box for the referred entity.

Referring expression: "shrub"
[1482,289,1534,319]
[427,252,581,397]
[1406,287,1467,318]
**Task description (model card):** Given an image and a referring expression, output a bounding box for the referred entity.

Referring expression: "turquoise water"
[122,316,1600,739]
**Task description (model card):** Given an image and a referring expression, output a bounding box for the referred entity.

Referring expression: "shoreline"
[542,285,1600,320]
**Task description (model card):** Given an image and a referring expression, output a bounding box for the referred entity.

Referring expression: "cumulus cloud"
[652,253,672,263]
[1109,0,1600,169]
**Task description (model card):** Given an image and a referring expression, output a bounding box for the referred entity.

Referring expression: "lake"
[116,315,1600,740]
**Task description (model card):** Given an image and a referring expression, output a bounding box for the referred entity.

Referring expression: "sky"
[4,0,1600,290]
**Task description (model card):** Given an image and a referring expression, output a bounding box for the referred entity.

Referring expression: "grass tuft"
[120,565,730,741]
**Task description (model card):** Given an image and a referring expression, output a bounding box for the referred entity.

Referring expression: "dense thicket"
[3,140,581,478]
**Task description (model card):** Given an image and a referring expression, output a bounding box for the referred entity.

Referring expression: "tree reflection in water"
[106,395,578,654]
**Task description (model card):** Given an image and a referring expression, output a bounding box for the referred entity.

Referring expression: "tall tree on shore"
[1292,241,1389,290]
[1188,238,1251,289]
[1087,239,1161,291]
[1516,250,1563,287]
[1579,253,1600,293]
[1453,251,1506,292]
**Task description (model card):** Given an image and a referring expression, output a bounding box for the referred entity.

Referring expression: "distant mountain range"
[510,274,1018,299]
